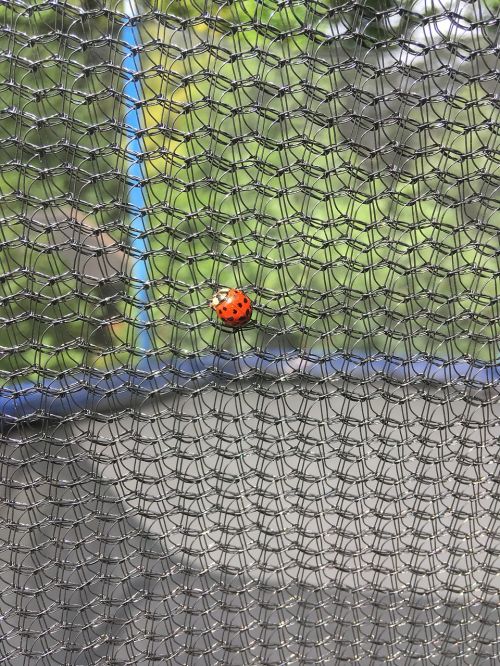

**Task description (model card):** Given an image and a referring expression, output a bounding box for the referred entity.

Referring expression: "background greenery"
[0,0,498,385]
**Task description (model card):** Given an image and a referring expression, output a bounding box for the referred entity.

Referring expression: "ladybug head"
[210,288,230,309]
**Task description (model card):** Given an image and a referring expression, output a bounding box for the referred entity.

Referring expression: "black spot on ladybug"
[223,306,227,310]
[228,316,234,321]
[233,309,237,314]
[244,298,248,303]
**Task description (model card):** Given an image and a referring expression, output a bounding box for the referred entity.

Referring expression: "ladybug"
[210,288,252,327]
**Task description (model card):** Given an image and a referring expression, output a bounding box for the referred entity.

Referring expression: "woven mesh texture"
[0,0,499,663]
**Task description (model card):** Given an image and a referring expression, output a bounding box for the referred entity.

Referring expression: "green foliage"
[0,0,498,386]
[0,1,125,383]
[137,10,499,362]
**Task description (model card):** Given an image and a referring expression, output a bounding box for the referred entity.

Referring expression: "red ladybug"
[210,288,252,327]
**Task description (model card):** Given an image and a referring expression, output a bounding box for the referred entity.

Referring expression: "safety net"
[0,0,499,663]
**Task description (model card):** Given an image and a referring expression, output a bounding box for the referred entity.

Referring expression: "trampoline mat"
[1,378,499,664]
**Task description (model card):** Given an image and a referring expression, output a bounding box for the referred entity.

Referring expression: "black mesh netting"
[0,0,499,663]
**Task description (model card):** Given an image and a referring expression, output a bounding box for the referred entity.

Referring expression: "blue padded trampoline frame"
[124,10,154,355]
